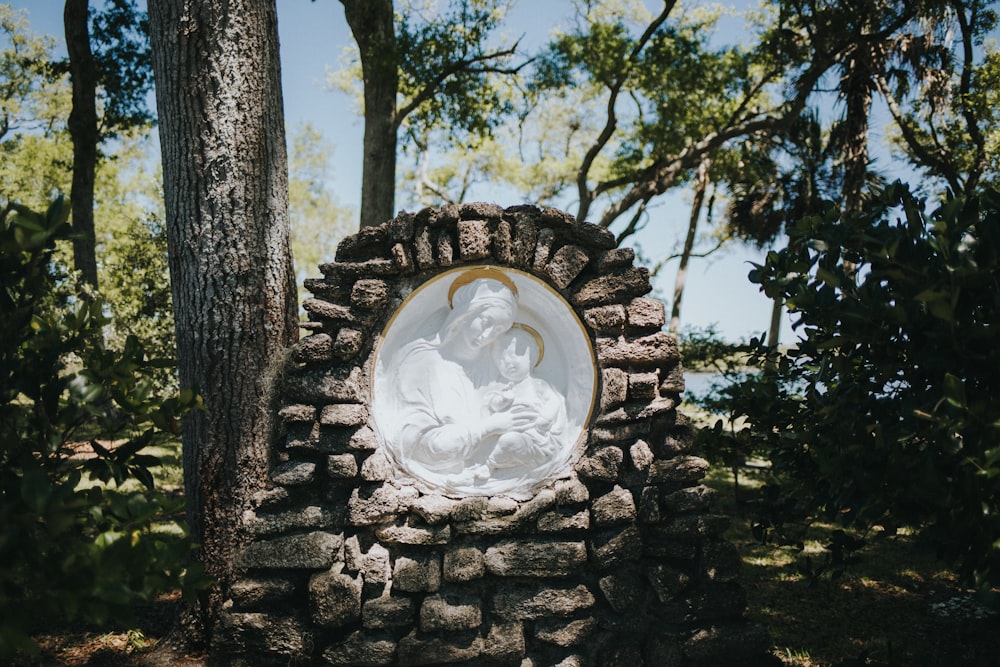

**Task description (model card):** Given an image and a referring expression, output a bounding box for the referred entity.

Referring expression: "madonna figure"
[376,269,537,485]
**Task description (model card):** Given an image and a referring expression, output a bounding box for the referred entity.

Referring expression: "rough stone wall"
[216,203,771,666]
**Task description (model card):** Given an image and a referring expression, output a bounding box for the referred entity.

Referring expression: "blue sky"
[10,0,945,343]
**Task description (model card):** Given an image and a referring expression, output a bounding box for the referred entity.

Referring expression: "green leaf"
[943,373,967,410]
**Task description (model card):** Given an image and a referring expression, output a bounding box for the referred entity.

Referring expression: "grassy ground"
[22,439,1000,666]
[704,465,1000,666]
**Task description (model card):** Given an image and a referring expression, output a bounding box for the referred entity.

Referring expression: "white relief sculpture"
[371,266,596,498]
[474,324,568,483]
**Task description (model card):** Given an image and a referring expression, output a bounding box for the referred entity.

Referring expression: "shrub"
[718,182,1000,587]
[0,197,200,656]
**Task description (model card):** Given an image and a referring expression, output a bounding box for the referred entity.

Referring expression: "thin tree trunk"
[64,0,99,288]
[766,294,783,348]
[669,159,710,334]
[148,0,298,648]
[342,0,397,228]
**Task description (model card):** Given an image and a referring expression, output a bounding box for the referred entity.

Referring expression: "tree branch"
[396,42,523,128]
[574,0,678,223]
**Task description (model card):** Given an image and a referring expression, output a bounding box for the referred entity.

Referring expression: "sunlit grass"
[703,465,1000,666]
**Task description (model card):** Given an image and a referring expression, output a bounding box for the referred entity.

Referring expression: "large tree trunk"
[342,0,397,228]
[64,0,99,288]
[669,159,710,334]
[148,0,298,647]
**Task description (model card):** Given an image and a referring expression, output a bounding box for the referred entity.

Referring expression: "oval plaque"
[371,266,597,498]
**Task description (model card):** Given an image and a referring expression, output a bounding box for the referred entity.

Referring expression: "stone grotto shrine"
[215,203,773,666]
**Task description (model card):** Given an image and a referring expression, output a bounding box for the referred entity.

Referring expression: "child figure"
[474,324,568,482]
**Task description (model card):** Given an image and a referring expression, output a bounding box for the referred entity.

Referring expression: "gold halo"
[447,267,519,309]
[511,322,545,367]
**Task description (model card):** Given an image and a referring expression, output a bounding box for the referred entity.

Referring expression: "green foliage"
[706,182,1000,587]
[287,122,353,298]
[0,196,201,657]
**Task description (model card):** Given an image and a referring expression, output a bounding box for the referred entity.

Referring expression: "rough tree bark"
[147,0,298,647]
[342,0,397,229]
[64,0,99,288]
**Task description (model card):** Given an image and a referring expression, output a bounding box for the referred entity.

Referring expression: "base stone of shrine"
[215,203,774,665]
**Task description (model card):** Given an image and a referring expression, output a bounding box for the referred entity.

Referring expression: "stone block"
[436,230,454,266]
[229,577,296,610]
[648,455,709,485]
[533,227,556,270]
[414,225,435,269]
[443,546,485,582]
[237,531,342,569]
[375,522,451,545]
[419,594,482,631]
[391,242,414,272]
[492,584,596,621]
[323,631,397,666]
[457,219,492,260]
[335,226,387,261]
[334,328,364,358]
[327,453,359,479]
[630,440,654,474]
[597,332,680,366]
[212,613,307,661]
[660,361,686,394]
[662,484,716,514]
[285,366,362,404]
[348,425,379,451]
[362,543,391,595]
[244,505,336,538]
[451,496,489,522]
[589,525,642,570]
[397,630,481,665]
[575,445,623,482]
[302,297,353,323]
[571,267,651,307]
[554,478,590,505]
[534,617,597,647]
[584,304,627,335]
[546,244,590,288]
[638,486,661,524]
[647,564,691,602]
[598,568,649,614]
[513,216,539,266]
[309,566,362,628]
[591,486,636,527]
[626,297,666,331]
[494,219,514,263]
[320,403,369,427]
[482,621,526,662]
[460,202,504,220]
[392,554,441,593]
[485,540,587,577]
[270,460,315,486]
[292,332,333,362]
[348,486,401,526]
[362,595,415,629]
[537,509,590,533]
[285,422,319,450]
[628,371,660,400]
[682,622,771,665]
[360,450,394,481]
[409,494,457,525]
[278,404,316,425]
[597,247,635,270]
[351,279,389,310]
[600,367,629,410]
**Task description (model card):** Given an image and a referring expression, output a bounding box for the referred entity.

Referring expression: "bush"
[713,182,1000,588]
[0,197,200,656]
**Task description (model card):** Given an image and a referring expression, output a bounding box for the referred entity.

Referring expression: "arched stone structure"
[216,203,772,666]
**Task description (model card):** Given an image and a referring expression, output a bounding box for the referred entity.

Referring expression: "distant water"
[681,372,725,399]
